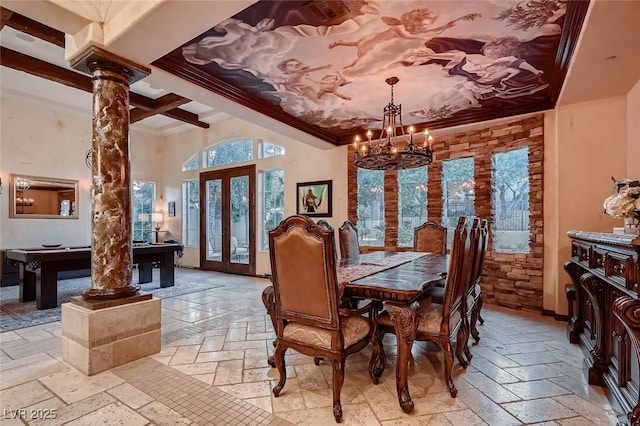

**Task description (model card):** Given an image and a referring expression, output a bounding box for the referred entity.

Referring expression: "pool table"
[6,243,181,309]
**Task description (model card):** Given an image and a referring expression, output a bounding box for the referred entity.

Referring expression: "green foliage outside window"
[204,139,253,168]
[492,147,530,253]
[262,169,284,250]
[398,167,427,247]
[357,168,384,246]
[132,181,154,242]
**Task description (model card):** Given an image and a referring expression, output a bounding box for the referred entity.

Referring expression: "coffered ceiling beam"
[1,7,65,48]
[1,8,13,30]
[160,108,210,129]
[130,93,191,123]
[0,47,208,129]
[1,46,92,91]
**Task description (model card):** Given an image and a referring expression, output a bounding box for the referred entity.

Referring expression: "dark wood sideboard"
[565,231,640,425]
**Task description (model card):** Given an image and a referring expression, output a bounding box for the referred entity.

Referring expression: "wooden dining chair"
[268,215,379,422]
[468,219,489,344]
[339,220,360,259]
[413,221,447,254]
[421,218,485,364]
[317,220,338,260]
[375,216,473,398]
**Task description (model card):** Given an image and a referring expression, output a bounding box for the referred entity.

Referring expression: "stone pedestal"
[61,296,161,375]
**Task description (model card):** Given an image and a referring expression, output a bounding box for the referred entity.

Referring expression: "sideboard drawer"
[606,252,635,291]
[578,243,592,266]
[593,248,606,275]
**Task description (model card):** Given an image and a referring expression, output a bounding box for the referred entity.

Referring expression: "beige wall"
[543,95,629,315]
[161,117,348,275]
[628,78,640,177]
[0,95,163,248]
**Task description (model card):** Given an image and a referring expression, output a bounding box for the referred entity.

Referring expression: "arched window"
[182,154,199,171]
[204,139,253,168]
[258,141,285,159]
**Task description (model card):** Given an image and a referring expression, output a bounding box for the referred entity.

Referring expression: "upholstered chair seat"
[283,316,370,349]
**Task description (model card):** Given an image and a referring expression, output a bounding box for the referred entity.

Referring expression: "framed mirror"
[9,174,79,219]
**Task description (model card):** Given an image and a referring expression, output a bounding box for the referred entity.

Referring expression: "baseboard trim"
[542,309,568,322]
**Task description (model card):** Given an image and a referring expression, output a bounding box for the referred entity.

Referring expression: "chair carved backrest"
[268,215,377,422]
[339,220,360,259]
[472,219,489,285]
[269,215,340,332]
[467,218,482,289]
[437,216,473,333]
[413,221,447,254]
[316,220,338,260]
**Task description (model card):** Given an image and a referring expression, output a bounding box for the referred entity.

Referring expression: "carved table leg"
[564,261,585,344]
[261,286,277,368]
[385,301,419,414]
[580,272,607,385]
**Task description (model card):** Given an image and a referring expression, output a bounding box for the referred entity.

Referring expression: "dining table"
[262,250,448,414]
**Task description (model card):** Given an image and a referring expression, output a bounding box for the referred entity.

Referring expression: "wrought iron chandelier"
[353,77,433,170]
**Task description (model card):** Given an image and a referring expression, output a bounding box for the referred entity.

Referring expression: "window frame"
[259,168,285,251]
[132,180,156,243]
[182,178,200,247]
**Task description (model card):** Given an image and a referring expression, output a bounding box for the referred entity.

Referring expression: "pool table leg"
[138,262,153,283]
[19,265,36,303]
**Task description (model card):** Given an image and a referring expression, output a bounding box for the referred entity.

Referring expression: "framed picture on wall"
[168,201,176,217]
[296,180,332,217]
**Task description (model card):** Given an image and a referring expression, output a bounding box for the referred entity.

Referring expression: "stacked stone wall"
[347,114,544,311]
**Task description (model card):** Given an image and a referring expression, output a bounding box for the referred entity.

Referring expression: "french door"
[199,165,255,276]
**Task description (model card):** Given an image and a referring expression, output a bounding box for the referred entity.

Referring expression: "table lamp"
[151,213,163,231]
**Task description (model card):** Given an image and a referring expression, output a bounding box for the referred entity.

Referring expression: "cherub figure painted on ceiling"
[404,36,548,107]
[277,59,331,95]
[276,59,352,101]
[328,8,481,75]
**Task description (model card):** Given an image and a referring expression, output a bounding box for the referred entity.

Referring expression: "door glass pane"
[230,175,249,264]
[206,179,222,262]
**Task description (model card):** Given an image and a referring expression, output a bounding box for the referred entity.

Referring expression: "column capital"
[70,45,150,85]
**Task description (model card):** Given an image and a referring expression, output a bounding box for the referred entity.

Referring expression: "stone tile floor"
[0,269,619,425]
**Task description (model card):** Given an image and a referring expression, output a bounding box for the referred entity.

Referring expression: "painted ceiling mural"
[154,0,588,145]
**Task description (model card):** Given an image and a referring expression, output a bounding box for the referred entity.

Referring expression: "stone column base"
[61,296,161,375]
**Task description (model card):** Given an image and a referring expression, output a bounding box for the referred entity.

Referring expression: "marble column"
[70,46,150,299]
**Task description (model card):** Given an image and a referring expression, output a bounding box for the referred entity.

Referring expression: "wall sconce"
[0,177,2,195]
